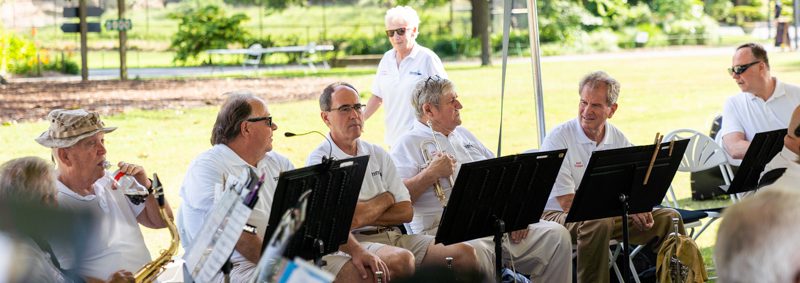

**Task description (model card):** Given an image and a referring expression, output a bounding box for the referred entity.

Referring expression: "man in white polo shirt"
[35,109,170,280]
[720,42,800,165]
[308,82,480,279]
[364,6,447,147]
[391,76,572,283]
[538,71,684,283]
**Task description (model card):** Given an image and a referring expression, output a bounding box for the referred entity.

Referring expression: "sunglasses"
[246,116,273,127]
[328,103,365,113]
[385,27,407,37]
[727,61,761,76]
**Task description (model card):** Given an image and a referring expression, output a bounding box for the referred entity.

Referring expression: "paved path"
[6,46,744,83]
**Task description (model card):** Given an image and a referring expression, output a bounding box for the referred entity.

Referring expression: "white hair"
[385,6,420,28]
[714,186,800,283]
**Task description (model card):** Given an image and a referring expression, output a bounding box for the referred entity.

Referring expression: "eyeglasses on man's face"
[328,103,365,113]
[246,116,273,127]
[728,61,761,76]
[385,27,407,37]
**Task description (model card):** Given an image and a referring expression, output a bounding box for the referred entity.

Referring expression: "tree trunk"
[470,0,491,65]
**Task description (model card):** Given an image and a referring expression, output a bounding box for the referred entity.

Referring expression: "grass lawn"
[4,50,799,279]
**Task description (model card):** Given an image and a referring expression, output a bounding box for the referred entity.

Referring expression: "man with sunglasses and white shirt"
[177,93,297,282]
[720,42,800,166]
[364,5,448,147]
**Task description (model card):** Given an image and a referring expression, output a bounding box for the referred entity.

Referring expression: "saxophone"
[135,173,180,283]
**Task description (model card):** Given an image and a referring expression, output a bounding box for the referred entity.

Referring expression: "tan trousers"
[413,214,573,283]
[541,208,685,283]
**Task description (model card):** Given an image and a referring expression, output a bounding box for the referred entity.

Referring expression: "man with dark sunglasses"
[177,92,296,282]
[719,42,800,165]
[758,105,800,190]
[365,6,448,148]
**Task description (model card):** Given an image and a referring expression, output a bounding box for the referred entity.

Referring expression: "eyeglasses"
[328,103,365,113]
[794,123,800,138]
[385,27,407,37]
[728,61,761,76]
[246,116,273,127]
[415,75,444,101]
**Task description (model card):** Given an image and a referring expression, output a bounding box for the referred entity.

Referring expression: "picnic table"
[205,43,335,72]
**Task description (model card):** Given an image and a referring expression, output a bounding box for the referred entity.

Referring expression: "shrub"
[168,4,249,64]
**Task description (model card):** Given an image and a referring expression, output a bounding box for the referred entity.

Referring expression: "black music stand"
[565,139,689,283]
[262,155,368,265]
[435,149,567,282]
[725,128,786,195]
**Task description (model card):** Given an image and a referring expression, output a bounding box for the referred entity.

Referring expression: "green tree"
[168,4,250,64]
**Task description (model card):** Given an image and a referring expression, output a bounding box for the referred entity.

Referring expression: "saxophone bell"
[134,173,180,283]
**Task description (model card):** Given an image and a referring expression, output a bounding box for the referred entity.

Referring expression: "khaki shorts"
[353,229,435,266]
[321,242,386,275]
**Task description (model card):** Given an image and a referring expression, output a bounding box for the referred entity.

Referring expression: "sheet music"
[184,181,252,282]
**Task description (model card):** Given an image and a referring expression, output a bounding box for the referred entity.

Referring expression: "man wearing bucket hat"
[35,108,171,280]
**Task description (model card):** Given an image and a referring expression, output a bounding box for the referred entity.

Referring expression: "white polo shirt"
[306,134,411,204]
[371,44,447,147]
[178,144,294,264]
[391,120,494,226]
[52,172,150,280]
[540,118,632,212]
[719,79,800,164]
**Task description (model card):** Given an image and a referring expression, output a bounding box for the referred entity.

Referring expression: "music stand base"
[494,218,505,283]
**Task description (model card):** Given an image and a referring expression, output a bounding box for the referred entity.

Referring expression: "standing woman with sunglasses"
[365,6,448,148]
[719,42,800,167]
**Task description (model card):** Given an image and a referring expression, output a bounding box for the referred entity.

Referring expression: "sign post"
[62,1,103,81]
[118,0,127,81]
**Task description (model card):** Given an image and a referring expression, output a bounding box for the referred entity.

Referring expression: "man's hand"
[349,246,390,282]
[630,212,654,231]
[107,270,134,283]
[426,152,456,180]
[509,229,529,244]
[116,161,152,189]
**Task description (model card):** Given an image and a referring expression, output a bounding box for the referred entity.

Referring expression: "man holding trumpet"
[390,76,572,283]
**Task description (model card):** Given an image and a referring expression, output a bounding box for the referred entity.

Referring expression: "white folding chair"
[242,43,263,71]
[663,129,736,240]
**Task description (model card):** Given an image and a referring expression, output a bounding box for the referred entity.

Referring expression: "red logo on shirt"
[574,161,583,168]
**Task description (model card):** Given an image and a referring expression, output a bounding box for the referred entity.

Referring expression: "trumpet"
[135,173,180,283]
[421,140,448,207]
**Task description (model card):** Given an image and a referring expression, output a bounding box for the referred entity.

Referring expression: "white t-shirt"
[178,144,294,264]
[51,172,150,279]
[371,44,447,147]
[719,79,800,164]
[391,120,494,223]
[539,118,633,212]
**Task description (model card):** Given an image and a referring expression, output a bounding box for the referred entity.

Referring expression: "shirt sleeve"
[718,96,744,141]
[390,136,423,180]
[371,53,391,98]
[379,149,411,203]
[427,51,448,79]
[541,128,577,197]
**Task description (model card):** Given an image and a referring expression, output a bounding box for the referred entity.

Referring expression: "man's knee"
[383,248,415,277]
[579,217,614,238]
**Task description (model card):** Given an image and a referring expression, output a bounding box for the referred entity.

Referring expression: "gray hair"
[211,92,258,145]
[320,82,358,111]
[578,71,620,106]
[385,6,420,28]
[0,156,57,205]
[412,76,454,120]
[714,186,800,283]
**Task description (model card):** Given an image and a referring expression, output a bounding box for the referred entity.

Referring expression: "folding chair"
[242,43,263,71]
[663,129,736,240]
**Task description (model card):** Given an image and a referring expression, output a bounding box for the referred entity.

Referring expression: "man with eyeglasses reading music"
[364,6,448,148]
[306,82,482,281]
[719,43,800,166]
[177,92,296,282]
